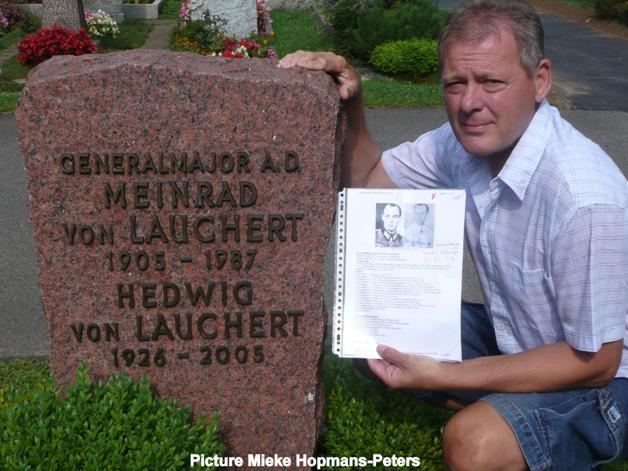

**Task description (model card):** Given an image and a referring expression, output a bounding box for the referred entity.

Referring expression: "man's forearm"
[340,92,383,188]
[369,339,623,393]
[436,340,623,393]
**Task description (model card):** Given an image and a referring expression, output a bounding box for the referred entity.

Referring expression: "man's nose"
[460,83,483,114]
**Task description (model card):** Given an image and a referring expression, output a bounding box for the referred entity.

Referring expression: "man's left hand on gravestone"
[278,50,361,101]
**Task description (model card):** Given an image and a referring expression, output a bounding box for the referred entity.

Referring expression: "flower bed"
[85,9,119,38]
[171,0,275,59]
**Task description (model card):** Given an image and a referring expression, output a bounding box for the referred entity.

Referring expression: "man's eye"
[483,80,506,91]
[444,82,464,93]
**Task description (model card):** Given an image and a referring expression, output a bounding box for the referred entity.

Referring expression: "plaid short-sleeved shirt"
[381,100,628,378]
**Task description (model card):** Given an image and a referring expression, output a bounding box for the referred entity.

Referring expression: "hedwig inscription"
[16,50,343,459]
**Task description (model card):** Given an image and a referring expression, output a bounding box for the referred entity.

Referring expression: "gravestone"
[16,49,343,461]
[189,0,257,38]
[42,0,87,30]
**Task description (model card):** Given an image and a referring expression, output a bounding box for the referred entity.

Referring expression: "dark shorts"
[419,302,628,470]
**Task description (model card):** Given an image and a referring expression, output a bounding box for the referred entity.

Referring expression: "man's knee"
[442,407,490,470]
[442,401,526,471]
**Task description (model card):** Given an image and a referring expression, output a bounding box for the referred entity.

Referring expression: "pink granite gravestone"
[16,49,343,461]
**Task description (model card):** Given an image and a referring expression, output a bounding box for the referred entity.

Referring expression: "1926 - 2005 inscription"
[59,149,306,370]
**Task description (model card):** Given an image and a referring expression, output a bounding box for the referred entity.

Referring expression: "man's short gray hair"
[438,0,545,76]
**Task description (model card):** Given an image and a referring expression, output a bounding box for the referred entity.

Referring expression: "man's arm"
[368,339,623,393]
[278,51,394,188]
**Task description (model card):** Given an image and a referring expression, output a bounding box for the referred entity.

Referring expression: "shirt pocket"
[505,261,555,321]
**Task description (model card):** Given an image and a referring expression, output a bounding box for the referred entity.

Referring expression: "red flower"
[17,25,96,67]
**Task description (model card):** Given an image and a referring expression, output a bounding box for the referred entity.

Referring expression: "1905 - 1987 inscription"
[60,149,306,369]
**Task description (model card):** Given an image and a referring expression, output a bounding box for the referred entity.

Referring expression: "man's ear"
[534,58,552,103]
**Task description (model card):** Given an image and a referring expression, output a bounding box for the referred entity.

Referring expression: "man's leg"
[443,401,527,471]
[442,380,627,471]
[467,383,626,470]
[431,303,526,469]
[423,304,627,469]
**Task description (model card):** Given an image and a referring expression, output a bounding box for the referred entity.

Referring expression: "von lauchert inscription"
[16,50,342,463]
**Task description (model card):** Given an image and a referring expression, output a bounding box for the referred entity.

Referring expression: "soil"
[527,0,628,40]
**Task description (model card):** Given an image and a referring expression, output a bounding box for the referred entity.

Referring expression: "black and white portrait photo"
[404,203,434,248]
[374,203,403,248]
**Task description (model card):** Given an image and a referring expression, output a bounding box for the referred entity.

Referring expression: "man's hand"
[367,345,445,390]
[278,51,361,101]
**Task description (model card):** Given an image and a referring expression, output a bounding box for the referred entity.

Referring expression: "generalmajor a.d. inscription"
[16,50,343,461]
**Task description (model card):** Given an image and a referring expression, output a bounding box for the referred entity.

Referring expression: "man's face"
[381,205,401,233]
[441,27,547,169]
[414,205,428,224]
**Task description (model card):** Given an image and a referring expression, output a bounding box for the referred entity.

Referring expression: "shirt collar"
[382,230,400,241]
[496,100,552,201]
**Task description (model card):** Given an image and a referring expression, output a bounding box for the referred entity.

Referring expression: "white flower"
[234,45,249,57]
[85,9,119,39]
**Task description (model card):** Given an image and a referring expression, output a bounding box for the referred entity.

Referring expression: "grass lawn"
[363,78,443,108]
[0,92,21,113]
[0,359,51,409]
[0,55,29,81]
[0,89,22,113]
[270,8,334,58]
[0,55,29,113]
[0,28,23,51]
[99,20,153,51]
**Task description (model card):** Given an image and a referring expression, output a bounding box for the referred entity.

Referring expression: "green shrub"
[0,364,224,470]
[322,355,451,470]
[328,0,372,55]
[594,0,628,25]
[329,0,446,62]
[371,38,438,79]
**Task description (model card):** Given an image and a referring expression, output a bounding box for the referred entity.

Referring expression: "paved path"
[0,114,47,360]
[543,13,628,111]
[141,19,177,49]
[0,44,18,66]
